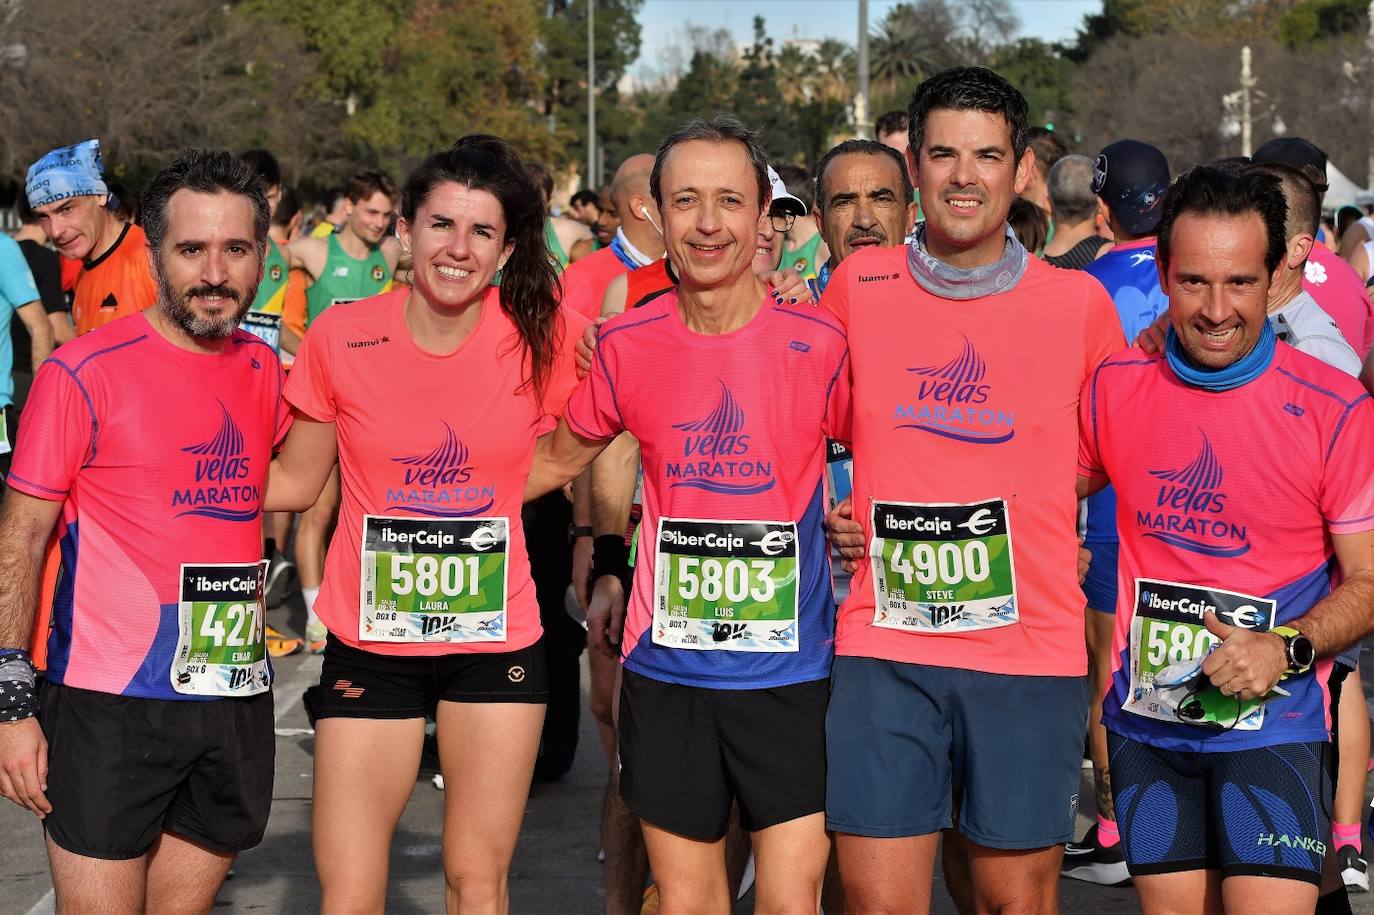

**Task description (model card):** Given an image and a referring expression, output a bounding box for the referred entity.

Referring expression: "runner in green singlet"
[772,163,829,281]
[303,232,393,326]
[237,150,305,657]
[283,167,401,652]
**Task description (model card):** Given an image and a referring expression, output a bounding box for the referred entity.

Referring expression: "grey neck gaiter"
[906,222,1029,300]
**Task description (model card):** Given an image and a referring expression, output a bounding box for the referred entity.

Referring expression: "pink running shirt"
[1079,343,1374,751]
[1303,244,1374,355]
[824,247,1123,677]
[560,245,630,322]
[565,290,850,687]
[285,288,587,656]
[9,314,287,699]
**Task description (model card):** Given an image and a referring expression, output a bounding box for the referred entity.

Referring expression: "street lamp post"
[587,0,597,189]
[1220,45,1284,157]
[855,0,869,138]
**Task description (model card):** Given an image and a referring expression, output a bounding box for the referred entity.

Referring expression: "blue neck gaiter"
[1165,321,1276,392]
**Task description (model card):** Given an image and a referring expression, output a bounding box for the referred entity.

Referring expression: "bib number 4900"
[676,557,776,604]
[390,554,481,598]
[889,541,991,587]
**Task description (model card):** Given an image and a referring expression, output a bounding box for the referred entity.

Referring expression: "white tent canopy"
[1326,161,1373,211]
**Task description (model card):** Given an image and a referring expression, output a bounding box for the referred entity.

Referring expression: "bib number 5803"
[889,540,991,586]
[676,556,776,603]
[390,554,480,598]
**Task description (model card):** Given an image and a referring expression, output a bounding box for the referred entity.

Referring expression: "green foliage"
[992,39,1076,133]
[1279,0,1369,46]
[541,0,645,150]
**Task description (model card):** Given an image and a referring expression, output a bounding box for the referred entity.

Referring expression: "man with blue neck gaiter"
[1078,165,1374,914]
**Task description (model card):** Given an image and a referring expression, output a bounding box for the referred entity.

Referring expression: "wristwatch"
[1272,625,1315,675]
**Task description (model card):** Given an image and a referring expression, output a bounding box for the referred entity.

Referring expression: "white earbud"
[640,205,662,235]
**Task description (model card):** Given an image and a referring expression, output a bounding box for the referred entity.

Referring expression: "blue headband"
[26,139,108,210]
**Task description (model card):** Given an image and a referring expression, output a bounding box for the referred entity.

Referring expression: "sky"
[631,0,1102,80]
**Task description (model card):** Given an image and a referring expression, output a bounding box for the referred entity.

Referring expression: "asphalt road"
[4,594,1374,914]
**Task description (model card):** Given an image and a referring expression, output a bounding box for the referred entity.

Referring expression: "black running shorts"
[39,682,274,859]
[617,669,828,840]
[314,635,548,719]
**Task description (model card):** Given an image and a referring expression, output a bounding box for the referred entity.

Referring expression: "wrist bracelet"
[592,534,630,581]
[572,525,594,539]
[0,654,38,722]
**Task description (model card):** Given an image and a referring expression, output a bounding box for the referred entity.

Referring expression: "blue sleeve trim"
[1326,393,1372,463]
[599,311,669,342]
[7,472,67,497]
[825,348,849,402]
[776,306,846,341]
[1329,511,1374,527]
[593,329,626,428]
[73,334,148,373]
[45,358,100,466]
[1276,366,1359,408]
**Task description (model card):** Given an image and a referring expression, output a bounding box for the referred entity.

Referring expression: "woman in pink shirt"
[266,135,586,913]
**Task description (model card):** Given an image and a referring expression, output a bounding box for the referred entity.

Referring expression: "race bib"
[241,311,282,352]
[360,515,509,643]
[824,440,852,513]
[870,499,1017,632]
[653,518,799,652]
[172,562,270,696]
[1125,579,1276,730]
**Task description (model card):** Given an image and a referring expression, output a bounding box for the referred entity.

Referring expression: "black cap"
[1252,137,1326,172]
[1092,139,1170,237]
[1251,137,1329,193]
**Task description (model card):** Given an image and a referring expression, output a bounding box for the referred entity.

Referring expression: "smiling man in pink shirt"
[821,68,1123,914]
[1079,164,1374,915]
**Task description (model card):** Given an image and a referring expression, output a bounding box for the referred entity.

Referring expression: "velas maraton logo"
[173,401,260,522]
[665,380,775,495]
[893,334,1015,444]
[1139,431,1249,557]
[385,421,495,516]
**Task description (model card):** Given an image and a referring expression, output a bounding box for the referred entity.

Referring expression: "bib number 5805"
[889,540,991,586]
[390,554,480,597]
[676,557,776,603]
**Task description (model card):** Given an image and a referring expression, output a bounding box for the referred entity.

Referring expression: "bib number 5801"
[390,554,480,597]
[676,557,776,603]
[889,540,991,586]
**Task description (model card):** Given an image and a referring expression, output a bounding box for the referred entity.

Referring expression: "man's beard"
[157,274,256,340]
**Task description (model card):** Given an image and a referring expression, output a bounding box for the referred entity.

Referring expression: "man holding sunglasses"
[1077,163,1374,914]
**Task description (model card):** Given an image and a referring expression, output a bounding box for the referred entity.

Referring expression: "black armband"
[592,534,630,581]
